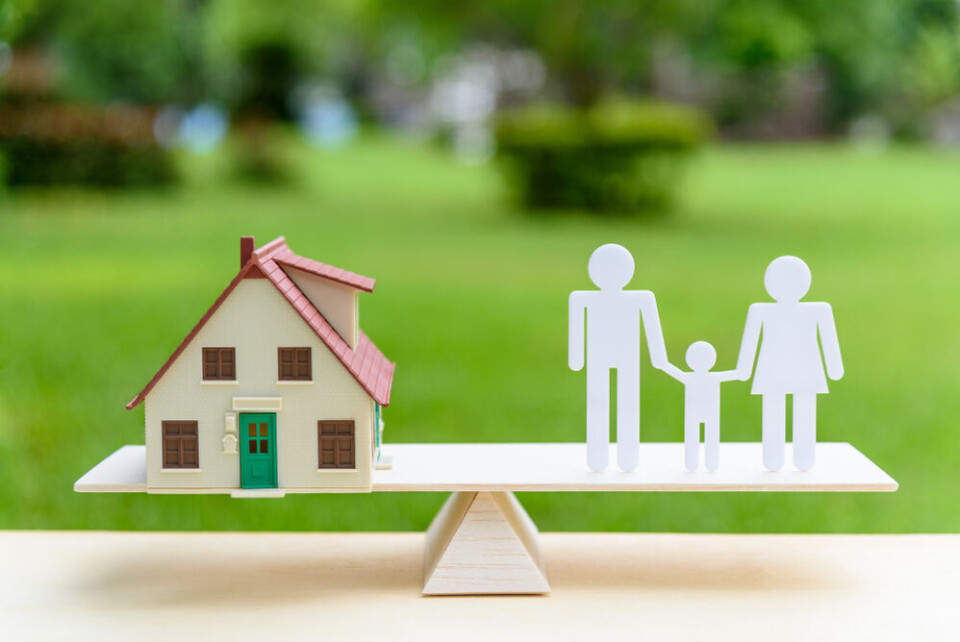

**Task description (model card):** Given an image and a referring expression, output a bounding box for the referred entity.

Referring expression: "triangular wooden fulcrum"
[422,491,550,595]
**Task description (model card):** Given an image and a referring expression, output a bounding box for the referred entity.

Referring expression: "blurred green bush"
[0,102,177,187]
[496,101,713,214]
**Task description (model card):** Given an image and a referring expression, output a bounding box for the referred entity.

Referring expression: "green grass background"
[1,138,958,532]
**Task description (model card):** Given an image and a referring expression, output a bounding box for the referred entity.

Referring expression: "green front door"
[239,413,277,489]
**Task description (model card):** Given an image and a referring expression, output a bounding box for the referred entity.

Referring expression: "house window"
[162,421,199,469]
[202,347,236,380]
[318,421,355,469]
[278,347,311,381]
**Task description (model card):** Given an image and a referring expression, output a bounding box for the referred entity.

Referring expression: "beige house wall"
[285,267,358,348]
[142,278,373,493]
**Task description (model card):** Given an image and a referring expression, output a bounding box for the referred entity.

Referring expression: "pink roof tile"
[273,246,376,292]
[127,237,394,409]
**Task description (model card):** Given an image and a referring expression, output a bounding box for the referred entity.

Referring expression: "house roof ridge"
[252,236,288,260]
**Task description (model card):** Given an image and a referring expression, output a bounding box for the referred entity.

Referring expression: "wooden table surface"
[2,531,957,641]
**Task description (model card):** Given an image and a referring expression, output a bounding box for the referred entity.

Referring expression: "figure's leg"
[586,363,610,472]
[793,393,817,471]
[762,394,786,471]
[683,419,700,472]
[704,418,720,472]
[616,364,640,472]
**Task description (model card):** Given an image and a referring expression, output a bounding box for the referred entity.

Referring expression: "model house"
[126,236,395,495]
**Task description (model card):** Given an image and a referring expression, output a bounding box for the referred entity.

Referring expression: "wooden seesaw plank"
[374,443,897,492]
[75,445,146,492]
[75,442,897,494]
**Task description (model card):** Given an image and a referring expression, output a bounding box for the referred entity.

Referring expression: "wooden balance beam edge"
[74,442,898,494]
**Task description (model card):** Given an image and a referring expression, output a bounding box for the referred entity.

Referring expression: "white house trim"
[232,397,283,412]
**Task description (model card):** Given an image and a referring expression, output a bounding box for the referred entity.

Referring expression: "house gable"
[149,279,366,397]
[126,237,394,410]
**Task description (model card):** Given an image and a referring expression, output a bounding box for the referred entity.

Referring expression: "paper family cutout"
[569,245,843,474]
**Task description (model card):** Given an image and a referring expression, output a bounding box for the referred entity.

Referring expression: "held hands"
[661,362,746,383]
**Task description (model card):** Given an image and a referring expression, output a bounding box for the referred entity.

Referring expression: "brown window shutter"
[279,347,311,381]
[162,421,200,468]
[318,420,355,469]
[202,348,236,381]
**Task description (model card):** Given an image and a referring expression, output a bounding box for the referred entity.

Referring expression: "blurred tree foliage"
[8,0,203,104]
[407,0,960,135]
[2,0,959,138]
[0,0,37,40]
[201,0,372,120]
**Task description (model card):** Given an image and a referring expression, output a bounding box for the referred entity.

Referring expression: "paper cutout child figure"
[736,256,844,472]
[663,341,739,472]
[569,244,670,472]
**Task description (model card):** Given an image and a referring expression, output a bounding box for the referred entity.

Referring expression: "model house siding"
[143,279,373,492]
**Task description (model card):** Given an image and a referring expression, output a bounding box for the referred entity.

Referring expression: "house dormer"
[285,268,359,348]
[240,236,373,350]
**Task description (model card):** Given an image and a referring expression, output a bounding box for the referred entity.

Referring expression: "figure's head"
[588,244,635,290]
[764,255,811,302]
[685,341,716,372]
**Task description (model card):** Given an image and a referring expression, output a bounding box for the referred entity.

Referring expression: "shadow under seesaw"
[543,534,842,593]
[71,532,841,608]
[72,533,424,609]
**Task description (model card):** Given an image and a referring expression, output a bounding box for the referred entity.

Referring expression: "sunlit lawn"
[1,136,958,533]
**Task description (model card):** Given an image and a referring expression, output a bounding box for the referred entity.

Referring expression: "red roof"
[273,245,375,292]
[126,237,394,409]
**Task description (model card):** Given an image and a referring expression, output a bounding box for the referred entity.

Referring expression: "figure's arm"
[638,292,669,371]
[715,370,741,383]
[816,302,844,380]
[662,362,686,382]
[735,303,763,381]
[568,291,588,371]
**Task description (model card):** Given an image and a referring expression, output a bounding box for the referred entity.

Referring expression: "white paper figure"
[735,256,844,472]
[663,341,739,472]
[569,244,669,472]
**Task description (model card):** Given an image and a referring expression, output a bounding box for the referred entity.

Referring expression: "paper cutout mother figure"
[569,244,670,472]
[736,256,844,472]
